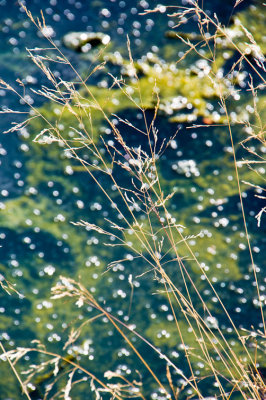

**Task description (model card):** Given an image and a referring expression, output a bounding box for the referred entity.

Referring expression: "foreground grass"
[0,1,265,399]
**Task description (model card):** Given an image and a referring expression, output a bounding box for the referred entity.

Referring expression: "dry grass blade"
[234,0,244,8]
[2,2,265,399]
[0,342,31,400]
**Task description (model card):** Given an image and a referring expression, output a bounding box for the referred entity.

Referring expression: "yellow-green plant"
[0,2,265,399]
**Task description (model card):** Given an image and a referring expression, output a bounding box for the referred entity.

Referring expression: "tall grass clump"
[0,1,265,399]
